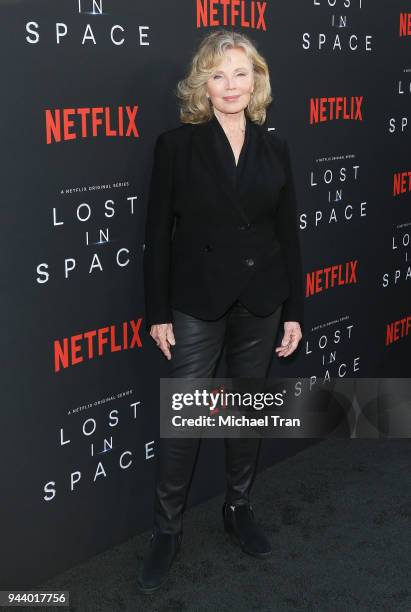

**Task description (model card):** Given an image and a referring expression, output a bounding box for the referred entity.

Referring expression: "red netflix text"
[196,0,266,30]
[54,318,142,372]
[399,13,411,36]
[386,316,411,345]
[306,260,358,297]
[393,171,411,196]
[45,105,139,144]
[309,96,363,124]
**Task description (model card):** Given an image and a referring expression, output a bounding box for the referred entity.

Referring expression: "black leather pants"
[153,299,283,535]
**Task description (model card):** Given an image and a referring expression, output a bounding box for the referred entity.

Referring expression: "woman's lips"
[223,95,240,101]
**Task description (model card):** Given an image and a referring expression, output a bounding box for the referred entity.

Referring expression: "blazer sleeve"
[143,132,175,329]
[275,137,305,330]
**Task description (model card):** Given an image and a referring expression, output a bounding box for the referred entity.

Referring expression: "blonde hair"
[176,29,272,126]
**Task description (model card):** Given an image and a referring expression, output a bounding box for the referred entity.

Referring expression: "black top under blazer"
[143,112,305,332]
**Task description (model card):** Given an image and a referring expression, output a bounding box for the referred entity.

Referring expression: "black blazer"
[143,113,304,332]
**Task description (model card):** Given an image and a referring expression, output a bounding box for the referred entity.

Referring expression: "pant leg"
[223,301,283,506]
[153,308,227,534]
[225,301,283,379]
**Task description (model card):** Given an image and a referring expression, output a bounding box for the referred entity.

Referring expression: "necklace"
[214,113,246,135]
[226,117,246,134]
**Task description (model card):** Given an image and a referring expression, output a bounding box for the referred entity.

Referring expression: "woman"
[138,29,304,594]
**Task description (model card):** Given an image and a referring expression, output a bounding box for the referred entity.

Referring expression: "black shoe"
[136,530,183,594]
[222,501,272,558]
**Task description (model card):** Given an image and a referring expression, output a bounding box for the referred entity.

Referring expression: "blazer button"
[245,257,254,267]
[204,244,213,252]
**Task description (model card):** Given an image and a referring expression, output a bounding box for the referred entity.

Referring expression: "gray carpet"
[34,439,410,612]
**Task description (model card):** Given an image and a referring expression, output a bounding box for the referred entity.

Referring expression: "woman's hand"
[149,323,176,360]
[275,321,302,358]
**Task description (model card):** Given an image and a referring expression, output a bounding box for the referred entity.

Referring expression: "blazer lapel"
[236,117,264,206]
[191,114,264,224]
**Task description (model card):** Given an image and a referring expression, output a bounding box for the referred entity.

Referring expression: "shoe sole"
[136,580,164,595]
[225,527,272,558]
[136,545,181,595]
[136,577,167,595]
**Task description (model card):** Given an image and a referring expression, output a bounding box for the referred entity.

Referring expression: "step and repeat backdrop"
[1,0,410,588]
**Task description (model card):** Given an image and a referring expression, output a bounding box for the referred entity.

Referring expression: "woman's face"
[206,47,254,116]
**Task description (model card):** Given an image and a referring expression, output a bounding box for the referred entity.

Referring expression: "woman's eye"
[213,73,246,79]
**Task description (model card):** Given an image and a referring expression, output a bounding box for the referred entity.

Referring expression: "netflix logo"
[196,0,267,30]
[310,96,363,124]
[399,13,411,37]
[45,105,139,144]
[386,315,411,345]
[306,260,358,297]
[54,319,143,373]
[393,170,411,196]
